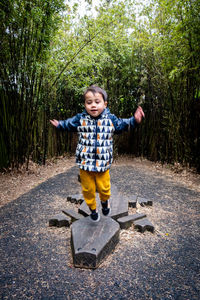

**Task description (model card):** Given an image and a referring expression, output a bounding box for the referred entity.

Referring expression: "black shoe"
[101,200,111,216]
[90,209,100,222]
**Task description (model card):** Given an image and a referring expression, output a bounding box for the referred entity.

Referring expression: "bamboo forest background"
[1,0,200,171]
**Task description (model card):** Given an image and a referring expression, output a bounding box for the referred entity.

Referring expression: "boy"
[50,85,144,222]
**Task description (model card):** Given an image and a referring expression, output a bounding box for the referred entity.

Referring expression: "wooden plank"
[128,195,137,208]
[137,197,153,206]
[71,216,120,269]
[134,218,155,233]
[49,213,71,227]
[117,213,147,229]
[62,209,84,222]
[67,194,84,204]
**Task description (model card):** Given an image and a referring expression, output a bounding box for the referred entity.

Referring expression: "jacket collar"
[82,108,110,119]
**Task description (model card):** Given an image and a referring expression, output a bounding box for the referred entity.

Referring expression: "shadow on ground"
[0,166,199,299]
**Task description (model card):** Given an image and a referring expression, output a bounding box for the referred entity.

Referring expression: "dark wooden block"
[49,218,58,227]
[78,185,128,220]
[137,197,153,207]
[117,213,147,229]
[128,195,138,208]
[49,213,71,227]
[67,194,84,204]
[62,209,84,222]
[134,218,155,233]
[71,217,120,269]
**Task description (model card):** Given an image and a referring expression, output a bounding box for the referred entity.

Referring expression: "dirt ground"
[1,154,200,299]
[0,155,199,208]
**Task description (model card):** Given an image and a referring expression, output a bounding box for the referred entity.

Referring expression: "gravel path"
[0,165,199,300]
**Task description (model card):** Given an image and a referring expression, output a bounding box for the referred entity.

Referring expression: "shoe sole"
[90,214,101,222]
[102,207,111,217]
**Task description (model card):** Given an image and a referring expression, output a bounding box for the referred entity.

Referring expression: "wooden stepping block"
[117,213,147,229]
[78,185,128,220]
[71,216,120,269]
[67,194,84,204]
[137,197,153,207]
[128,195,137,208]
[49,213,71,227]
[134,218,155,233]
[62,209,84,223]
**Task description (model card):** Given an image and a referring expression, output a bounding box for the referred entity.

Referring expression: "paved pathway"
[0,165,199,299]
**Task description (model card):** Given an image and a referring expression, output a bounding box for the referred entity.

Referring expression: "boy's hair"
[83,85,108,102]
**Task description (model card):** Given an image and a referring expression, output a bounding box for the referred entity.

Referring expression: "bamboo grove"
[1,0,200,171]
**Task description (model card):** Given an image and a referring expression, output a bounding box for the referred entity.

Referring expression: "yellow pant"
[80,169,111,210]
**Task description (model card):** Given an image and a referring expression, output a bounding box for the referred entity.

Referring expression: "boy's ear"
[104,101,108,107]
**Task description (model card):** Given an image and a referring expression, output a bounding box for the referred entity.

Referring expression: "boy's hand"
[50,119,59,127]
[134,106,145,124]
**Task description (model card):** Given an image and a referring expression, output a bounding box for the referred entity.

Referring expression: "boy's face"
[84,91,107,118]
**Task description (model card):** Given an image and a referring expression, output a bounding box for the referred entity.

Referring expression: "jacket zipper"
[94,119,98,169]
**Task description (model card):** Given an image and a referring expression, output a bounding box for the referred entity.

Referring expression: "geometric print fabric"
[76,115,115,172]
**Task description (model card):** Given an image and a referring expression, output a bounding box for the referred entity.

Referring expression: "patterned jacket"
[57,108,137,172]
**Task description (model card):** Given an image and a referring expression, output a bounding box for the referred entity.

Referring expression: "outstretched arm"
[110,106,145,133]
[134,106,145,124]
[50,114,81,131]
